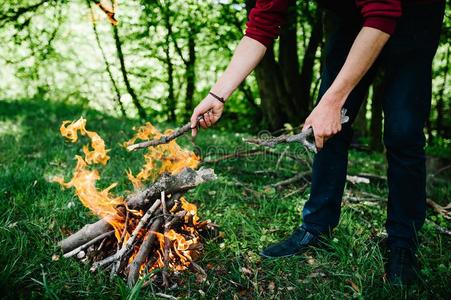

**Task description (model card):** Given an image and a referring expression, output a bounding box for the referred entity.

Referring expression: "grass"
[0,99,450,299]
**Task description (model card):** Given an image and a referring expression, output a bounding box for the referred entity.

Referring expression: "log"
[59,219,112,254]
[59,168,216,253]
[126,167,216,210]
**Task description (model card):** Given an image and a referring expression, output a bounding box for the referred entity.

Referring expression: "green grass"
[0,99,450,299]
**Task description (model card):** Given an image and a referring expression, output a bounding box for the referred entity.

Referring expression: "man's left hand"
[303,93,344,150]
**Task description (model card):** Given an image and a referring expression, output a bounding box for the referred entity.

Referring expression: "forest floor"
[0,99,450,299]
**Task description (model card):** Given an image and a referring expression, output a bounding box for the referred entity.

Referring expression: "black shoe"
[385,246,419,286]
[260,227,319,258]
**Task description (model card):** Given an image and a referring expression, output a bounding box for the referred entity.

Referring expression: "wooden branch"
[246,109,349,153]
[161,191,170,287]
[270,171,311,188]
[59,219,112,254]
[127,193,182,287]
[127,218,163,287]
[59,168,216,253]
[126,168,216,210]
[127,122,192,151]
[91,198,162,271]
[63,230,114,258]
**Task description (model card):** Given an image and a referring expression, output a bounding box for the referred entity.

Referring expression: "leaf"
[346,279,360,293]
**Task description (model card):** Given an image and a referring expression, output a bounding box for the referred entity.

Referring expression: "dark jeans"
[302,2,445,249]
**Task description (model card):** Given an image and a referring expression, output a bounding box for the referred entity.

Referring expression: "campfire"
[53,117,217,287]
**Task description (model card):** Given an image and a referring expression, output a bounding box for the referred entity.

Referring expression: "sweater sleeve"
[245,0,290,47]
[355,0,402,35]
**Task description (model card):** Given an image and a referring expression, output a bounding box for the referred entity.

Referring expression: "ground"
[0,99,449,299]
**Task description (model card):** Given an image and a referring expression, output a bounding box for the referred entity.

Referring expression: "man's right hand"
[190,94,224,137]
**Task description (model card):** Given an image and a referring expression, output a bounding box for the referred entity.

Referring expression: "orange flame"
[53,117,124,239]
[124,123,200,189]
[55,117,206,276]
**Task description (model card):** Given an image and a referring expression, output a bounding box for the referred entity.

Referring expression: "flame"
[54,117,124,240]
[56,117,206,277]
[59,117,110,165]
[124,123,199,189]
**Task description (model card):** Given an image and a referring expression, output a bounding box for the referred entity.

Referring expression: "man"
[190,0,445,285]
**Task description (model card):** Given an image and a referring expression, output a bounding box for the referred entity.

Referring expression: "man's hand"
[303,92,344,150]
[190,94,224,137]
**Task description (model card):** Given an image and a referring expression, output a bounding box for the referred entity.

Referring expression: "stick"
[270,171,311,188]
[246,109,349,153]
[127,120,196,151]
[126,168,216,210]
[154,293,178,300]
[119,210,130,248]
[63,230,114,258]
[127,193,182,287]
[59,219,112,254]
[161,191,170,287]
[92,199,162,271]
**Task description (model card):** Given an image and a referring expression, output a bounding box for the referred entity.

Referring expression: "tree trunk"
[112,25,147,120]
[184,25,196,119]
[88,2,126,117]
[162,11,177,122]
[298,8,323,116]
[436,45,449,139]
[353,89,369,140]
[254,49,292,129]
[370,74,384,152]
[279,1,302,116]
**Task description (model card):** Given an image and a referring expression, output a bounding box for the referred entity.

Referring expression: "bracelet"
[209,92,225,104]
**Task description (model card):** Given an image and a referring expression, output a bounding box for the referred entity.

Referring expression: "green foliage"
[0,99,449,299]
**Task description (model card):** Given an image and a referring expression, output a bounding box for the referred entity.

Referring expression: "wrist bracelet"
[209,92,225,104]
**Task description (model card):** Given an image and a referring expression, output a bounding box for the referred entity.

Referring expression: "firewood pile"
[53,118,217,287]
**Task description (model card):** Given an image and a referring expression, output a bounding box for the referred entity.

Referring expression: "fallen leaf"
[346,279,360,293]
[268,281,275,293]
[241,267,252,276]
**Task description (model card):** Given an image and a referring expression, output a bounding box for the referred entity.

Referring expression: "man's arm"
[190,37,266,136]
[303,26,390,150]
[190,0,289,137]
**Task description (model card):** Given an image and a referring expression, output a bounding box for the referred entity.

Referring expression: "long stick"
[127,122,191,151]
[246,109,350,153]
[126,115,207,151]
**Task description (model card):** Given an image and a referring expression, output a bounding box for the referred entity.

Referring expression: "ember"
[54,117,216,287]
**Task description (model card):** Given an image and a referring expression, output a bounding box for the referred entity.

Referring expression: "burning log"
[55,118,218,288]
[59,167,216,253]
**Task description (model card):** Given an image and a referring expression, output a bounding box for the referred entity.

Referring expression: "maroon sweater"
[245,0,420,47]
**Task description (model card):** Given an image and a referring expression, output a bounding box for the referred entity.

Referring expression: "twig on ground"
[154,293,178,300]
[346,175,370,185]
[270,171,311,188]
[426,198,451,220]
[276,147,289,170]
